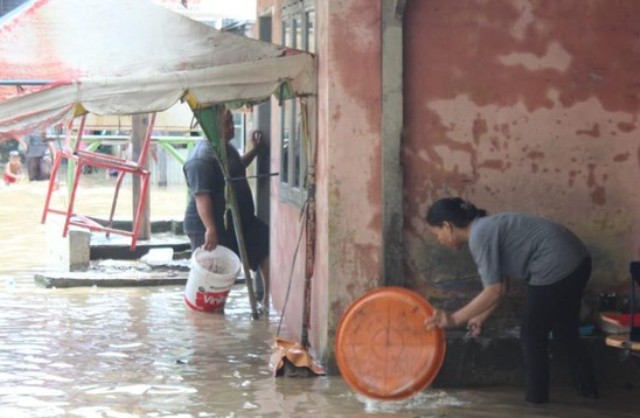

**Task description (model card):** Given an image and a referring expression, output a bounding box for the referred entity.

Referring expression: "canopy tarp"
[0,0,314,137]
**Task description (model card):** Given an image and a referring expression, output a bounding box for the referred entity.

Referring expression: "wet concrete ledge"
[90,236,191,261]
[34,270,188,288]
[322,330,638,390]
[431,331,639,390]
[37,219,192,288]
[38,219,257,288]
[34,257,248,289]
[88,219,189,260]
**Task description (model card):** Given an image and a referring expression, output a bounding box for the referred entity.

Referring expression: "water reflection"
[1,181,639,417]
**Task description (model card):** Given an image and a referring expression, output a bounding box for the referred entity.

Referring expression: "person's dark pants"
[187,233,205,252]
[520,257,597,404]
[27,156,51,181]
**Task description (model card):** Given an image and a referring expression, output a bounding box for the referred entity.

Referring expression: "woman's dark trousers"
[520,257,598,403]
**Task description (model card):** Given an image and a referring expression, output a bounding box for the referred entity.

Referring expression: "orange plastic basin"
[334,287,446,401]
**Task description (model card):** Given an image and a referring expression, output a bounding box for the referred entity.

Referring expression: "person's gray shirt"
[24,132,50,158]
[468,212,589,287]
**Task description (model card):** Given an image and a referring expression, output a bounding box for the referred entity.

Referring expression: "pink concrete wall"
[256,0,384,364]
[404,0,640,303]
[316,0,383,362]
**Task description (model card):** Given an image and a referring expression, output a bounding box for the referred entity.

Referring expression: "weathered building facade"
[253,0,640,374]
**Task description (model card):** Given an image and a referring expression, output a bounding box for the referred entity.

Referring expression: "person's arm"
[426,281,507,330]
[467,277,510,335]
[241,131,264,167]
[452,282,504,325]
[467,303,498,333]
[47,141,56,158]
[433,225,507,332]
[19,136,28,153]
[194,193,219,251]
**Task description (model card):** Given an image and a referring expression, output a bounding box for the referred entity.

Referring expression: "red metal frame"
[42,113,157,250]
[41,114,86,223]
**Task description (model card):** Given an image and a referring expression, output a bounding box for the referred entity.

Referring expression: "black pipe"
[228,172,279,181]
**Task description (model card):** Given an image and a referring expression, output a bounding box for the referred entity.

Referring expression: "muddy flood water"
[1,177,639,417]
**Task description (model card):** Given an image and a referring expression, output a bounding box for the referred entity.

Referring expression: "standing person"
[424,197,597,404]
[3,150,23,185]
[183,109,270,308]
[23,130,56,181]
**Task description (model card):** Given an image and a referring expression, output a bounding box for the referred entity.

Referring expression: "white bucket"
[184,246,241,313]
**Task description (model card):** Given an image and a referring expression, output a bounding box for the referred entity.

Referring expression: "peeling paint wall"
[404,0,640,314]
[316,0,384,367]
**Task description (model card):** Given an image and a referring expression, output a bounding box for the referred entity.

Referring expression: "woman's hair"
[425,197,487,228]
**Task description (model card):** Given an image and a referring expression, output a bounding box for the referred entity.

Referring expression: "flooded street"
[1,179,639,417]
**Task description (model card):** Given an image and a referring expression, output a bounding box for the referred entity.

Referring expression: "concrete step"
[431,330,638,390]
[90,232,191,260]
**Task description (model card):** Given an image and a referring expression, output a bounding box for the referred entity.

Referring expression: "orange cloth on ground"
[269,337,325,376]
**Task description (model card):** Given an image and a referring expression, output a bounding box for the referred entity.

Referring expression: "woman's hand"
[425,309,456,331]
[467,316,484,337]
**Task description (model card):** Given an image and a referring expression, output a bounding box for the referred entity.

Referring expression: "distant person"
[183,109,270,307]
[3,150,23,185]
[424,197,598,404]
[23,130,56,181]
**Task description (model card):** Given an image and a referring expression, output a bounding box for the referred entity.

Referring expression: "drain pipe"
[300,98,317,349]
[381,0,406,287]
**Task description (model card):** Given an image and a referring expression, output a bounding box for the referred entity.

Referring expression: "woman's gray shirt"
[468,213,589,287]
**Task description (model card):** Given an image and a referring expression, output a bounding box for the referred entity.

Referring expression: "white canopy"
[0,0,314,137]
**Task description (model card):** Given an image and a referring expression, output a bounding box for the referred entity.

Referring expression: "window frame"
[279,1,314,207]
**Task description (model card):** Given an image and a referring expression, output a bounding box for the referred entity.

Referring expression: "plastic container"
[599,312,640,334]
[142,248,174,266]
[334,287,446,400]
[184,246,241,313]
